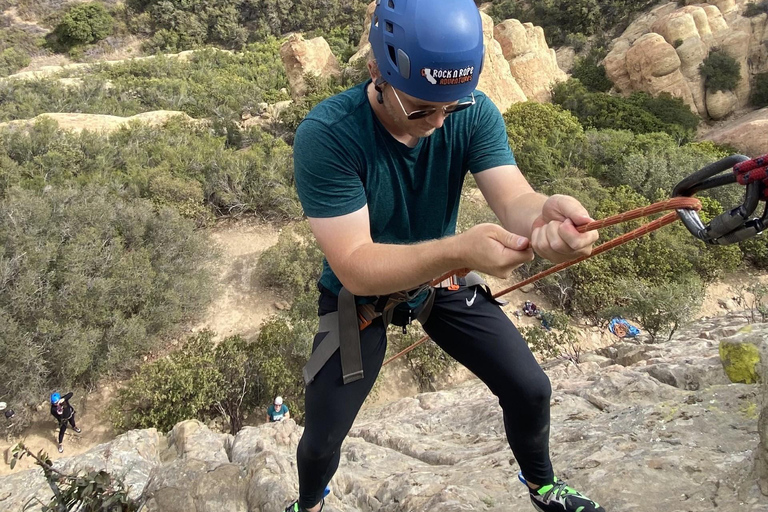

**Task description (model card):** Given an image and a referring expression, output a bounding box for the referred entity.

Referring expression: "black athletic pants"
[296,284,554,509]
[58,414,77,444]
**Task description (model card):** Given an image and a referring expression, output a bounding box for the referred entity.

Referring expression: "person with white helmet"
[288,1,602,511]
[267,396,290,422]
[49,391,81,453]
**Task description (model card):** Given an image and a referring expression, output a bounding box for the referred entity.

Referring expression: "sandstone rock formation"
[0,111,195,134]
[478,12,527,112]
[2,315,766,511]
[604,2,768,119]
[280,33,342,100]
[494,18,568,103]
[701,106,768,156]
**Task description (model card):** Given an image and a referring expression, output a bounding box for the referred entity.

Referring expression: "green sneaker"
[520,473,605,512]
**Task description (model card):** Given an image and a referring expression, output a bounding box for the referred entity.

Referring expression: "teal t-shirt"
[267,404,288,422]
[293,80,516,298]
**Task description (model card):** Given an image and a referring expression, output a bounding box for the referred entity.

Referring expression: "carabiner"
[673,154,765,245]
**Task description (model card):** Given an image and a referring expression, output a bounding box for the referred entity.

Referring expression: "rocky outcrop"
[494,18,567,103]
[604,2,768,119]
[280,33,342,100]
[478,12,527,112]
[701,106,768,156]
[0,111,195,134]
[1,315,766,511]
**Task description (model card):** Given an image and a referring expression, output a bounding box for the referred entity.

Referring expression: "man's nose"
[425,110,448,128]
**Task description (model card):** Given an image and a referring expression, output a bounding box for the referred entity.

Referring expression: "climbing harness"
[305,154,768,378]
[302,272,500,385]
[673,154,768,245]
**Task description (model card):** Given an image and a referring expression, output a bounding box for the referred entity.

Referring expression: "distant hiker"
[523,301,539,317]
[50,392,81,453]
[287,1,602,512]
[267,396,290,422]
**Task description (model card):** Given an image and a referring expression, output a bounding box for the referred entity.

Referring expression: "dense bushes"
[0,185,215,433]
[125,0,369,53]
[110,330,286,434]
[488,0,658,46]
[751,72,768,107]
[54,3,114,48]
[0,44,290,123]
[699,49,741,93]
[552,79,700,142]
[570,49,613,93]
[0,116,301,220]
[503,102,585,188]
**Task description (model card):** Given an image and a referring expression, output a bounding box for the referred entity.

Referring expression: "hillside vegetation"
[0,0,766,439]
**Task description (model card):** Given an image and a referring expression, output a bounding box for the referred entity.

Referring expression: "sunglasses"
[390,86,476,120]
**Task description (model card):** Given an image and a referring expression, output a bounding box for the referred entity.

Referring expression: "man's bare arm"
[308,205,533,296]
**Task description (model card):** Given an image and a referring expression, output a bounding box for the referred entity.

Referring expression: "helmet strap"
[374,78,386,105]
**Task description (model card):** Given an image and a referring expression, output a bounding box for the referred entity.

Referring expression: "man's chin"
[413,127,437,138]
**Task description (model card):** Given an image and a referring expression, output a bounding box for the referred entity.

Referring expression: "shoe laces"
[538,479,579,504]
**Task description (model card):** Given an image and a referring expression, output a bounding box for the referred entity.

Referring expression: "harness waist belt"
[302,272,502,386]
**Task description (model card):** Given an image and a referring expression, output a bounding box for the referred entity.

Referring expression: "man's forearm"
[498,192,548,237]
[335,236,464,296]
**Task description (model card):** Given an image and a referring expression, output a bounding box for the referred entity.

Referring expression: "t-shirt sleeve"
[466,94,516,174]
[294,118,367,218]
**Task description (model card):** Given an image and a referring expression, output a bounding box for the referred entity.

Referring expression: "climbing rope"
[382,196,703,366]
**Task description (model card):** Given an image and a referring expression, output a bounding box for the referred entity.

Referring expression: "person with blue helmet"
[50,391,81,453]
[288,1,603,512]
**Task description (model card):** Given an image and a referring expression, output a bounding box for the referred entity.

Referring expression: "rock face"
[701,106,768,157]
[478,12,527,113]
[1,315,766,511]
[604,2,768,119]
[494,18,568,103]
[280,33,342,100]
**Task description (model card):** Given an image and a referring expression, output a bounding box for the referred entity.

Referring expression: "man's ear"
[367,59,380,82]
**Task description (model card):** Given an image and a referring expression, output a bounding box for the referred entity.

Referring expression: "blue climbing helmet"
[369,0,485,102]
[50,392,61,404]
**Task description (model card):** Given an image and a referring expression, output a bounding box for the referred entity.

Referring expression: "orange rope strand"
[383,197,702,366]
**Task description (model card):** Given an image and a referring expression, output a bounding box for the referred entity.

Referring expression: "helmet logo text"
[421,66,474,86]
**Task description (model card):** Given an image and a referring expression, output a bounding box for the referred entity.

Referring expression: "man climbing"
[50,391,81,453]
[288,1,603,511]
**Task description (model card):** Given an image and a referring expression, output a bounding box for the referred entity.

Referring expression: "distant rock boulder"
[280,33,341,100]
[701,107,768,156]
[604,2,767,119]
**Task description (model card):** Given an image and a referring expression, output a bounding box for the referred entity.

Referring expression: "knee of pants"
[299,435,339,463]
[502,372,551,412]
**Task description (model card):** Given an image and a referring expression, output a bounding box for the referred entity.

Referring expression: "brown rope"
[382,197,702,366]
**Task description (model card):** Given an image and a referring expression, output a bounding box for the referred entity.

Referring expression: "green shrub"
[257,221,324,298]
[56,3,114,47]
[110,331,267,433]
[570,49,613,92]
[750,72,768,107]
[519,311,579,361]
[744,1,768,17]
[387,324,456,392]
[0,117,302,220]
[699,49,741,93]
[503,101,586,187]
[0,47,31,77]
[602,275,704,342]
[552,80,699,143]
